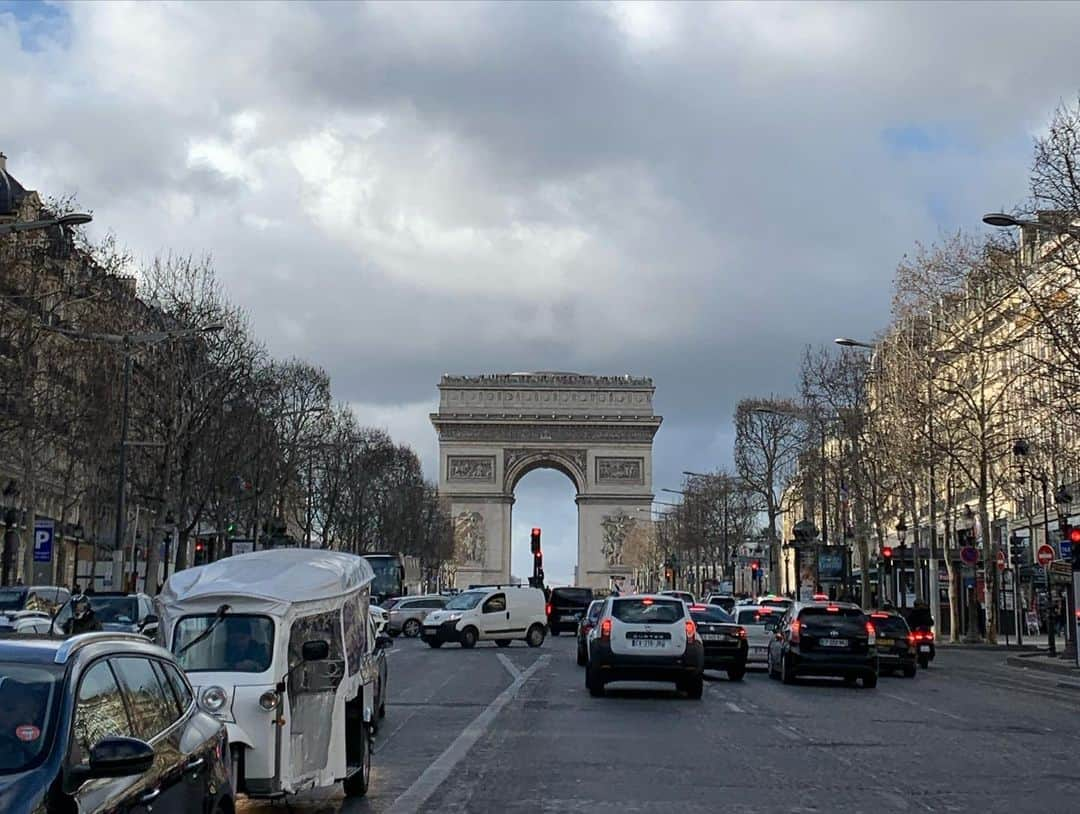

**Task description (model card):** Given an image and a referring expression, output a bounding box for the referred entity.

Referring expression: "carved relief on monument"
[600,511,636,567]
[453,511,487,565]
[447,455,495,482]
[596,457,644,484]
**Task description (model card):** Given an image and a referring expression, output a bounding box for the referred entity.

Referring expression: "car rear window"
[552,588,592,606]
[799,607,866,634]
[690,606,733,623]
[737,609,776,625]
[611,599,684,624]
[870,616,910,637]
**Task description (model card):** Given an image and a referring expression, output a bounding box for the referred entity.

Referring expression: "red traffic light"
[751,560,760,572]
[882,546,893,559]
[531,527,541,535]
[534,549,543,559]
[1069,528,1080,544]
[530,527,541,555]
[195,542,205,552]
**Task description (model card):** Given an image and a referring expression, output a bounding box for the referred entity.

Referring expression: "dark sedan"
[689,604,748,681]
[576,600,604,666]
[868,610,917,678]
[0,632,232,814]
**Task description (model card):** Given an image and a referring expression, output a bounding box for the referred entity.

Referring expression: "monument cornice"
[439,372,654,390]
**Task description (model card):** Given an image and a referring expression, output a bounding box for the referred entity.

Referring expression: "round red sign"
[1036,544,1055,567]
[996,550,1006,571]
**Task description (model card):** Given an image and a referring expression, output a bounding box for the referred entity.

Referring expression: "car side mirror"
[141,614,158,628]
[73,736,155,786]
[375,633,393,650]
[302,640,331,661]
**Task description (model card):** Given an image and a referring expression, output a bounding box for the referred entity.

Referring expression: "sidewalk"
[936,632,1047,652]
[1005,649,1080,685]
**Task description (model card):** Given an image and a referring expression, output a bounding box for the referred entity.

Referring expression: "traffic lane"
[236,636,538,813]
[419,638,1080,813]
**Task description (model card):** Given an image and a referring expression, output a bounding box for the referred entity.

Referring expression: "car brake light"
[735,626,747,639]
[907,633,916,646]
[789,619,800,644]
[866,621,876,646]
[826,605,840,613]
[870,612,890,619]
[642,598,654,605]
[600,618,611,640]
[690,604,708,611]
[685,619,696,642]
[546,603,552,617]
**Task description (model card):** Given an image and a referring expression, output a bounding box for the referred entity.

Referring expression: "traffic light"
[194,540,207,565]
[530,527,541,555]
[881,546,894,567]
[1070,526,1080,569]
[226,521,238,537]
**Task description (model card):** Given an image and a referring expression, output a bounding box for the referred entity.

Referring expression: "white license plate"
[561,615,577,622]
[701,634,728,642]
[423,627,437,636]
[630,638,663,648]
[819,638,849,648]
[750,646,767,655]
[919,645,931,653]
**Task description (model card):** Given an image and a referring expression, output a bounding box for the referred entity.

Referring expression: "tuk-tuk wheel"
[343,724,371,798]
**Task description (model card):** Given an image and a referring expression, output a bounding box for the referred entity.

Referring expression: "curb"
[1006,655,1080,678]
[937,643,1041,652]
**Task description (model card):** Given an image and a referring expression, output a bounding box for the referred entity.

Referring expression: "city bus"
[361,552,406,604]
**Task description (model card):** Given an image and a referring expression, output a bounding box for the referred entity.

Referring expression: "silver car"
[732,604,781,666]
[388,595,449,637]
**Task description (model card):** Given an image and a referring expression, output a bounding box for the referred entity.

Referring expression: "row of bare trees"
[1,182,453,593]
[729,96,1080,642]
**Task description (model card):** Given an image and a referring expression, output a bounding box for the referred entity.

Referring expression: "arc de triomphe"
[431,373,662,590]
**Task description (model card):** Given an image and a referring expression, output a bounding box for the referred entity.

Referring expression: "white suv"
[586,594,706,698]
[732,604,780,665]
[421,585,547,649]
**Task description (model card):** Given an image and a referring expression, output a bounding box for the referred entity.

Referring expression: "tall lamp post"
[895,518,908,609]
[0,211,92,237]
[1014,438,1058,655]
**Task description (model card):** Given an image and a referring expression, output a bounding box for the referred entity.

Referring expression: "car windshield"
[690,606,734,623]
[871,616,911,637]
[737,609,776,626]
[0,588,28,613]
[172,614,275,673]
[444,591,485,611]
[0,663,62,774]
[89,596,138,625]
[611,598,684,624]
[552,588,592,606]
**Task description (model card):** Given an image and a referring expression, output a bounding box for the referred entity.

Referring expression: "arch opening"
[511,467,579,587]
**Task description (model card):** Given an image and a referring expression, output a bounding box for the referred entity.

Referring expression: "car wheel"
[230,744,243,796]
[683,676,704,699]
[495,639,511,648]
[460,627,478,649]
[403,619,421,638]
[767,652,779,679]
[903,664,917,678]
[727,667,745,682]
[426,639,443,649]
[550,627,560,636]
[586,665,604,697]
[781,653,796,685]
[918,655,930,669]
[576,645,587,666]
[862,672,878,689]
[342,723,371,797]
[843,674,858,687]
[526,624,546,648]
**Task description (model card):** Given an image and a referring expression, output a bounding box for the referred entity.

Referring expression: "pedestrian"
[71,582,81,595]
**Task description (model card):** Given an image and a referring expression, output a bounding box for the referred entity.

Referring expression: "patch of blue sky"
[0,0,71,52]
[881,124,976,157]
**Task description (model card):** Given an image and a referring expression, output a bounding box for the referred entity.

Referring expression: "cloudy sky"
[3,1,1078,584]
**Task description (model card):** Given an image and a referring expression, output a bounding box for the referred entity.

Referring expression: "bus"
[361,552,406,604]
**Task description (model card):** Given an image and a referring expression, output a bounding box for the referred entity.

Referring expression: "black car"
[52,593,159,639]
[689,604,748,681]
[767,601,878,689]
[868,611,917,678]
[548,587,594,635]
[576,600,604,666]
[0,631,232,814]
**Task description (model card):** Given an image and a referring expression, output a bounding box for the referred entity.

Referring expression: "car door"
[109,656,193,814]
[479,592,509,638]
[156,659,218,813]
[69,659,151,814]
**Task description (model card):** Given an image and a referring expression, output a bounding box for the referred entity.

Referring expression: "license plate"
[750,646,767,655]
[561,615,577,622]
[919,645,931,653]
[819,638,849,648]
[423,627,437,636]
[701,634,728,642]
[630,638,662,648]
[877,637,894,647]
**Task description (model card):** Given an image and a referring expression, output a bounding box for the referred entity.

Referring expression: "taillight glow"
[685,619,697,642]
[642,598,654,605]
[870,612,890,619]
[789,619,801,643]
[826,605,840,613]
[546,603,552,617]
[735,626,747,639]
[600,618,612,639]
[690,604,708,611]
[866,621,876,646]
[906,633,916,647]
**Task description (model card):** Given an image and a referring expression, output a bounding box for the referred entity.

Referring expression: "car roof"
[794,600,864,612]
[0,632,173,666]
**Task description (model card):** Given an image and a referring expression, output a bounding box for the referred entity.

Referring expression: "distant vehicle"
[767,601,878,689]
[586,595,705,698]
[576,599,605,666]
[370,604,389,635]
[421,585,547,649]
[756,595,793,613]
[0,586,70,633]
[703,594,736,614]
[547,586,594,635]
[732,604,780,666]
[361,553,406,604]
[868,610,917,678]
[0,631,232,814]
[689,604,748,681]
[38,593,158,639]
[658,590,695,605]
[388,594,449,637]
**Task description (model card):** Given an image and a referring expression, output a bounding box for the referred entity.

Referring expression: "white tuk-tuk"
[157,548,387,799]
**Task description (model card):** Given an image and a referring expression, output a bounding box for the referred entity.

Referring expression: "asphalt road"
[239,635,1080,814]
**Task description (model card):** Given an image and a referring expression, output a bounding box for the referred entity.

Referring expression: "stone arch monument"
[431,373,662,589]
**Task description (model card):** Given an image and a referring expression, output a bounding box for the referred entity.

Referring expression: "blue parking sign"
[1062,540,1073,560]
[33,520,54,563]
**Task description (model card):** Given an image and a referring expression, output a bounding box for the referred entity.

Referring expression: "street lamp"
[0,211,93,237]
[834,337,875,349]
[1014,437,1057,655]
[982,212,1080,237]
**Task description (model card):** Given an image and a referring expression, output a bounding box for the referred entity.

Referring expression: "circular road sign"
[1036,544,1055,567]
[996,550,1006,571]
[960,546,979,566]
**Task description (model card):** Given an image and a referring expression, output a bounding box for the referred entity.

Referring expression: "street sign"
[996,550,1006,572]
[1037,544,1055,567]
[33,520,54,563]
[231,539,255,556]
[960,546,979,566]
[1061,540,1073,560]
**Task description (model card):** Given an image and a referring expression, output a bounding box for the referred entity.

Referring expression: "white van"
[420,585,547,648]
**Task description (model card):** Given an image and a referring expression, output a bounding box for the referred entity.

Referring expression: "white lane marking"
[772,724,800,741]
[496,652,522,680]
[884,691,962,721]
[725,701,743,713]
[387,655,550,814]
